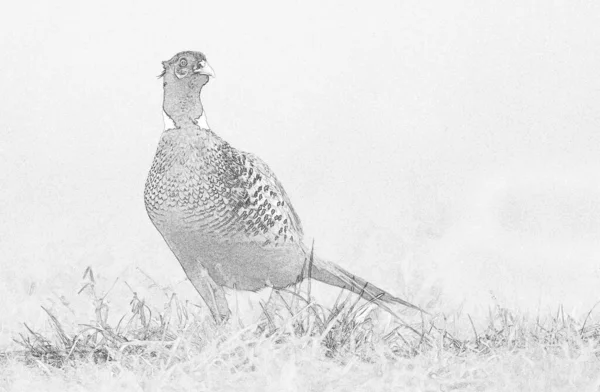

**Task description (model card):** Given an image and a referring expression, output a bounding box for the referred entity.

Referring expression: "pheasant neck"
[163,109,210,131]
[162,75,209,130]
[195,110,210,130]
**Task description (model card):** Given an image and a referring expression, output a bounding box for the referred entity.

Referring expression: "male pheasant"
[144,51,422,322]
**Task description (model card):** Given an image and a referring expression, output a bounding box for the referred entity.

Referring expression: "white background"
[1,0,600,346]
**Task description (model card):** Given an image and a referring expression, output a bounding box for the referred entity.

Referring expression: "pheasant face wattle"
[160,51,215,80]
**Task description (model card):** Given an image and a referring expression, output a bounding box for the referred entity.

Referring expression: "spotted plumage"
[145,130,301,247]
[145,51,423,322]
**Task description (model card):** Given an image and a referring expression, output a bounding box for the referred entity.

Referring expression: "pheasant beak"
[195,61,215,78]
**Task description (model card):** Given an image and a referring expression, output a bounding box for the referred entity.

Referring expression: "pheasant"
[144,50,423,322]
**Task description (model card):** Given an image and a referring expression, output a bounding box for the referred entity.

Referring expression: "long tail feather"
[310,256,425,313]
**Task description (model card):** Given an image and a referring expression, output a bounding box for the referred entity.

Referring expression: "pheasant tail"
[311,256,424,312]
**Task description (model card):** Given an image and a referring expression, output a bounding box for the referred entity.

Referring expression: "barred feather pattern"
[144,125,307,291]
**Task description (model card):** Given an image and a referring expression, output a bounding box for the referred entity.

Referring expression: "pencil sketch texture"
[144,51,422,322]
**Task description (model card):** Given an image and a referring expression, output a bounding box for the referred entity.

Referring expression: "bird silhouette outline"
[144,50,423,322]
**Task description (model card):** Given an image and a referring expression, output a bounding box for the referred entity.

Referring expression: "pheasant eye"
[179,58,188,67]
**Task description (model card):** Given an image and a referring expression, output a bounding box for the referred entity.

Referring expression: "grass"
[2,266,600,391]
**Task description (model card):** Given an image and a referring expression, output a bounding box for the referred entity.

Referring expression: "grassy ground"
[2,268,600,391]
